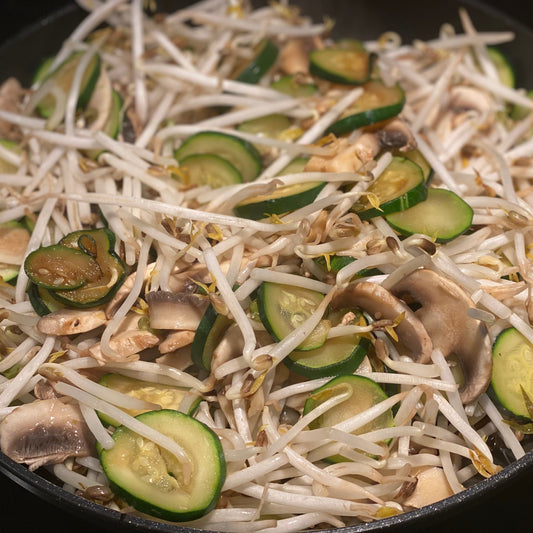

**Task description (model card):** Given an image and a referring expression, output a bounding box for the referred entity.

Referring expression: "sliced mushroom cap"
[37,308,107,336]
[449,86,492,116]
[377,118,417,152]
[304,138,365,174]
[279,38,314,75]
[0,398,95,471]
[88,312,160,363]
[158,330,196,354]
[402,467,454,509]
[146,290,208,330]
[0,225,30,265]
[391,268,492,404]
[0,77,23,140]
[331,281,433,363]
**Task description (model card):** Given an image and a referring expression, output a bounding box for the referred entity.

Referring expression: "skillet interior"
[0,1,533,531]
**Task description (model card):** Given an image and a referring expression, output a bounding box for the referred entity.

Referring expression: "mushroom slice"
[158,330,196,354]
[305,138,365,174]
[105,263,156,319]
[391,268,492,404]
[146,291,208,330]
[331,281,433,363]
[402,467,454,509]
[0,225,30,265]
[279,38,314,75]
[0,77,23,140]
[37,308,107,336]
[449,86,492,116]
[0,398,95,471]
[88,312,160,363]
[377,118,417,152]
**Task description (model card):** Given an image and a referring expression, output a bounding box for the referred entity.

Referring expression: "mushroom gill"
[0,398,95,471]
[145,290,208,330]
[331,281,433,363]
[390,268,492,404]
[37,308,107,336]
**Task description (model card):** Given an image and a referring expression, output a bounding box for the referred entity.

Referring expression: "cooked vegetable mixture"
[1,0,533,531]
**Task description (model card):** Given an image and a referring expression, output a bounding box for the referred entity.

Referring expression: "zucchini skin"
[235,39,279,84]
[491,327,533,419]
[234,181,326,220]
[98,410,226,522]
[191,304,232,372]
[326,81,406,136]
[352,156,427,220]
[284,334,370,379]
[385,188,473,243]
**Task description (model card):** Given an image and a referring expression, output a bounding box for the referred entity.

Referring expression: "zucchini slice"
[27,283,65,316]
[178,153,243,188]
[49,228,126,308]
[309,47,375,85]
[397,148,433,183]
[352,156,426,220]
[191,304,233,372]
[303,374,393,461]
[271,74,318,97]
[326,80,405,136]
[33,51,101,120]
[492,327,533,419]
[257,282,329,351]
[234,181,326,220]
[97,373,201,426]
[0,139,21,173]
[98,409,226,522]
[487,47,515,88]
[284,310,370,378]
[277,156,309,176]
[24,245,102,290]
[237,113,292,138]
[234,39,279,84]
[385,188,473,242]
[85,89,124,159]
[174,131,262,182]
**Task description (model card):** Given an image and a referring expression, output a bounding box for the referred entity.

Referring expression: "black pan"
[1,1,533,532]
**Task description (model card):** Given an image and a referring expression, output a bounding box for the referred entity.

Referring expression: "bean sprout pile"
[1,0,533,531]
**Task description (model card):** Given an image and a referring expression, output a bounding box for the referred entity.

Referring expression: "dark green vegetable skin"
[98,410,226,522]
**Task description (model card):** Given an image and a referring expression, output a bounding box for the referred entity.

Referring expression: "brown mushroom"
[37,308,107,336]
[0,398,95,471]
[402,467,455,509]
[331,281,433,363]
[145,290,208,330]
[305,137,378,174]
[377,118,417,152]
[0,77,23,140]
[0,225,30,265]
[88,312,160,362]
[158,330,196,354]
[279,38,314,75]
[390,268,492,404]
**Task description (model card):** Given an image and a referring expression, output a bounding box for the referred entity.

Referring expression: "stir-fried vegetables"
[1,0,533,531]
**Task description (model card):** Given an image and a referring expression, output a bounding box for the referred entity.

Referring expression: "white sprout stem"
[478,394,526,460]
[262,386,354,458]
[0,337,55,408]
[78,403,115,450]
[54,381,193,483]
[56,191,298,232]
[203,246,257,364]
[431,391,493,461]
[39,362,160,411]
[99,236,152,360]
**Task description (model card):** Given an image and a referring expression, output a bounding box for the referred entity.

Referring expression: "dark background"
[1,1,533,532]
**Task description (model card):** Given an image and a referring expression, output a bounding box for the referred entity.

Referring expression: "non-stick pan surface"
[1,1,533,532]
